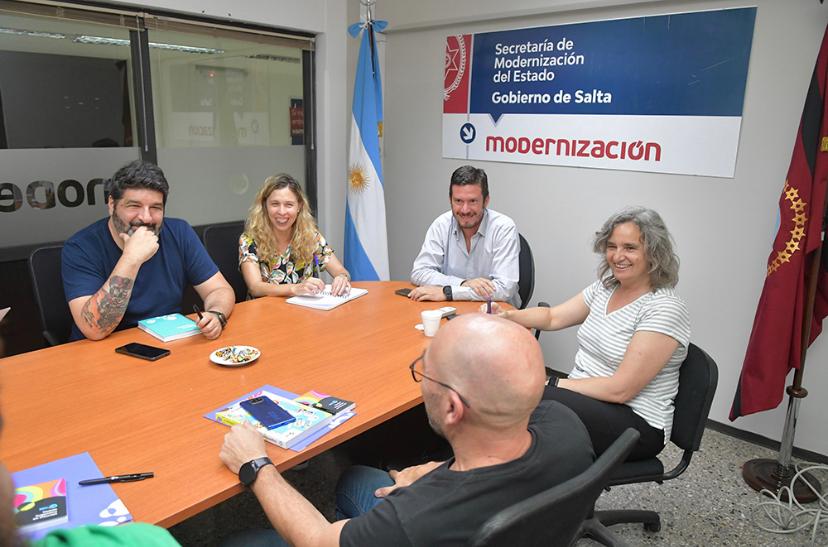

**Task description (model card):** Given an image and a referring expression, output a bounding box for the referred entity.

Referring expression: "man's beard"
[111,212,161,236]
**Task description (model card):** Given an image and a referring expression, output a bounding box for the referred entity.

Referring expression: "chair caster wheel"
[644,521,661,532]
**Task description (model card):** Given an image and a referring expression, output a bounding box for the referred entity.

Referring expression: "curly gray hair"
[593,207,679,290]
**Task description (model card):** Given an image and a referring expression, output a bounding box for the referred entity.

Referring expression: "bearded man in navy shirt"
[62,160,234,341]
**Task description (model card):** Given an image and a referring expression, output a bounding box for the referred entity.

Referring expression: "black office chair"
[580,343,719,545]
[29,245,73,346]
[202,221,247,303]
[517,233,534,309]
[471,428,640,547]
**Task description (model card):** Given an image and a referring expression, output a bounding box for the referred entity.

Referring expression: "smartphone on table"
[115,342,170,361]
[395,288,412,297]
[240,396,296,430]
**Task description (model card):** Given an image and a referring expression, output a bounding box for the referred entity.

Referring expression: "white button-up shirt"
[410,209,521,307]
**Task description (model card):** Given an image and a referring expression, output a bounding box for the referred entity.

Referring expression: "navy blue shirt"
[62,218,218,341]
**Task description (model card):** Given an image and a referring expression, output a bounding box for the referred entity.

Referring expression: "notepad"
[286,285,368,310]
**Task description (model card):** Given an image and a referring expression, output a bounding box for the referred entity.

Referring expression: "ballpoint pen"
[193,304,204,321]
[79,472,154,486]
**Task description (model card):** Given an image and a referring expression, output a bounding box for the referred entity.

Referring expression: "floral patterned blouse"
[239,232,333,285]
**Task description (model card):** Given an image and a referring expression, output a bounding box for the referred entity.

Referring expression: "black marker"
[79,472,154,486]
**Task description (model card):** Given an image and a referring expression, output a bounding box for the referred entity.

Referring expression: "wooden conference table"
[0,281,484,528]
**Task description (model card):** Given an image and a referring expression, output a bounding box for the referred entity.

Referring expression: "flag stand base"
[742,458,822,503]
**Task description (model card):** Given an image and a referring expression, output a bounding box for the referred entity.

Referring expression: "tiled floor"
[169,428,828,546]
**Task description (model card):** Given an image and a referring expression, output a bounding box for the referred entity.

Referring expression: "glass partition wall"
[0,1,314,251]
[146,23,308,225]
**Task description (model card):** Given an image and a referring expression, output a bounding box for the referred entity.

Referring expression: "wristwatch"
[442,285,453,301]
[208,310,228,328]
[239,457,273,487]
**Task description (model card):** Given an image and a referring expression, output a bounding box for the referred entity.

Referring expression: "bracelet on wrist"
[336,272,351,281]
[207,310,227,328]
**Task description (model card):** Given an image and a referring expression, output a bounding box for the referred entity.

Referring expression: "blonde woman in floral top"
[240,174,351,297]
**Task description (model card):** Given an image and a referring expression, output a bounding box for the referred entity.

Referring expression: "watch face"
[239,461,257,486]
[239,457,271,487]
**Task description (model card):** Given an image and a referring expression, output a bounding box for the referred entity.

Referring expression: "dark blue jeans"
[220,466,394,547]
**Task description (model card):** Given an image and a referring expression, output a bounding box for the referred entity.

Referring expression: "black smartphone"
[115,342,170,361]
[240,396,296,430]
[395,288,412,297]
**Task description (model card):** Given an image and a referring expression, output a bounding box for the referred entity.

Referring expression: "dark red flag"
[730,25,828,420]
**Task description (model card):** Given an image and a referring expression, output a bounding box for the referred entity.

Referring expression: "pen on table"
[79,472,154,486]
[193,304,204,321]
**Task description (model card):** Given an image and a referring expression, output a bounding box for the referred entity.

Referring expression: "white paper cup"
[421,310,443,337]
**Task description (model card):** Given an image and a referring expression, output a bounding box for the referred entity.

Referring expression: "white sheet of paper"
[0,307,9,323]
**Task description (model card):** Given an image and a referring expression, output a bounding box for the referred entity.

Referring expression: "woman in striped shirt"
[493,207,690,460]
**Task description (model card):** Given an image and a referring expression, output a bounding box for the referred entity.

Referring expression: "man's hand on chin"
[119,226,159,266]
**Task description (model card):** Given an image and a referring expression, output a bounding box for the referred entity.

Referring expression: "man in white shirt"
[409,165,521,307]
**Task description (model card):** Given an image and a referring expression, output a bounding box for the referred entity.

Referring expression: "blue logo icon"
[460,123,476,144]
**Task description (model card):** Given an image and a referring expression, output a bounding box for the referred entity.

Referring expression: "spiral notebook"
[286,285,368,311]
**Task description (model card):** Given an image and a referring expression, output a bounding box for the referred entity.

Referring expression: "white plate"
[210,345,261,367]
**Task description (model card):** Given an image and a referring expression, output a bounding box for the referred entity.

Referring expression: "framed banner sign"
[442,8,756,177]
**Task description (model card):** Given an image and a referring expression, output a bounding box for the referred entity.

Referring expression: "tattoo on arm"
[81,275,134,332]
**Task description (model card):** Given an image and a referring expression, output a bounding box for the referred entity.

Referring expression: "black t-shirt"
[340,400,594,546]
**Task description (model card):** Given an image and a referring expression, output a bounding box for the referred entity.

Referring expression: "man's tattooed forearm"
[82,275,134,331]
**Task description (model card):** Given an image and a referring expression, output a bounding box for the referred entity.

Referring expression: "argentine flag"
[344,19,389,281]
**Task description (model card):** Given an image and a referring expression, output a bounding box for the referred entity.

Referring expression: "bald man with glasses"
[219,314,594,546]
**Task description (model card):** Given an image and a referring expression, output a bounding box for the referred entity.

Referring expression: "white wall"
[374,0,828,456]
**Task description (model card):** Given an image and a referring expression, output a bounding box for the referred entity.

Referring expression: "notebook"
[286,285,368,311]
[11,452,132,541]
[138,313,200,342]
[14,478,69,533]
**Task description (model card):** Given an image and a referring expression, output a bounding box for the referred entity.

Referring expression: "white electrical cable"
[750,463,828,545]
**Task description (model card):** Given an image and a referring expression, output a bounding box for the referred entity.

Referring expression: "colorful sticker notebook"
[11,452,132,541]
[14,478,69,533]
[204,385,356,451]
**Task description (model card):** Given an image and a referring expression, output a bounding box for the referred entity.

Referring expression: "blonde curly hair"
[244,174,319,267]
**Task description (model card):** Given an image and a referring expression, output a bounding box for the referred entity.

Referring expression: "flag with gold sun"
[730,26,828,420]
[344,17,389,281]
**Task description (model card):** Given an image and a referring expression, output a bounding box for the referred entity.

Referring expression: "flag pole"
[742,184,828,503]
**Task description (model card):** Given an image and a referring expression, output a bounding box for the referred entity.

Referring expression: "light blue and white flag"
[344,19,389,281]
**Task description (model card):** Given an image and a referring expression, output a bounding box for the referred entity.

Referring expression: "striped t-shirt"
[570,280,691,442]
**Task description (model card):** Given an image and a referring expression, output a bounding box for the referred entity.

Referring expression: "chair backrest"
[202,221,247,303]
[671,343,719,451]
[471,428,640,547]
[28,245,72,346]
[517,233,534,309]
